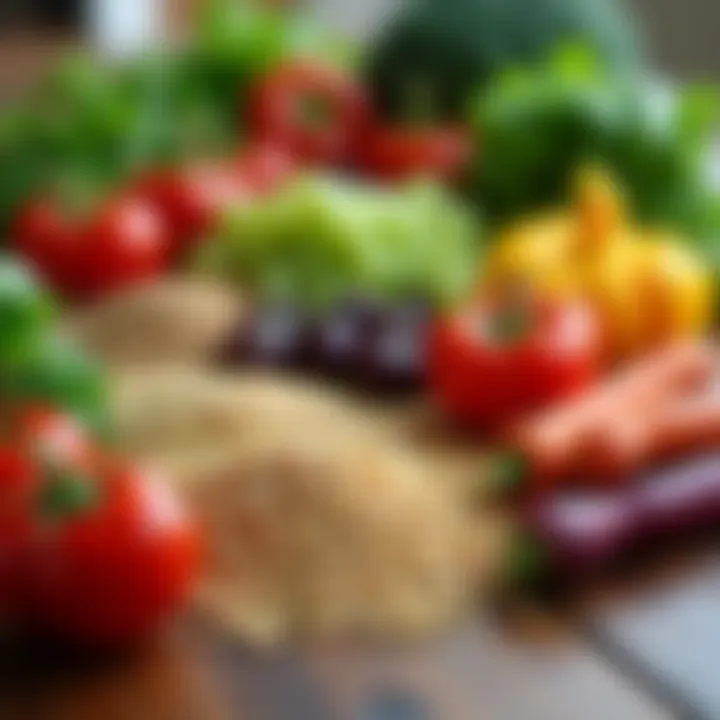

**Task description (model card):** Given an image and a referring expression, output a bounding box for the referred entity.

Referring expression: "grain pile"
[111,369,504,644]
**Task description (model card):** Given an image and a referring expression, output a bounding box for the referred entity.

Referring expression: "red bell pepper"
[428,294,600,433]
[248,60,369,165]
[360,124,472,183]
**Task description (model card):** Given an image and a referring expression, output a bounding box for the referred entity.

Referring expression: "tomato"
[248,61,369,165]
[428,295,600,432]
[0,448,37,518]
[138,162,249,259]
[0,514,37,621]
[13,407,95,473]
[73,195,170,300]
[14,199,80,291]
[26,463,201,646]
[15,195,169,302]
[360,124,472,182]
[0,449,38,619]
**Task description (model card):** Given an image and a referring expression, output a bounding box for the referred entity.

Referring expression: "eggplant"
[510,452,720,588]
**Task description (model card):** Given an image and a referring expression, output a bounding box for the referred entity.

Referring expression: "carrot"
[494,341,717,494]
[586,391,720,480]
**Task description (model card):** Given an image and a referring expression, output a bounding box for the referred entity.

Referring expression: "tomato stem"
[40,472,99,520]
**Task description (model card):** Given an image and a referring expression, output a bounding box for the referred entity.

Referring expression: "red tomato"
[72,195,170,300]
[0,448,37,517]
[14,195,169,302]
[138,163,249,259]
[0,449,39,619]
[360,124,472,182]
[236,142,297,195]
[14,199,79,291]
[0,514,37,620]
[428,297,600,433]
[26,463,201,646]
[248,61,369,165]
[13,407,95,473]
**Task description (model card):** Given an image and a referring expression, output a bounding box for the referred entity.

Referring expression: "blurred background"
[0,0,716,96]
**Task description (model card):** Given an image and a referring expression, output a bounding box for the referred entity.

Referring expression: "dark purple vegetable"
[359,298,433,393]
[309,297,384,380]
[219,303,311,368]
[511,452,720,588]
[218,296,434,394]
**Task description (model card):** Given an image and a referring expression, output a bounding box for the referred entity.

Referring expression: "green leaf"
[548,42,605,83]
[676,84,720,148]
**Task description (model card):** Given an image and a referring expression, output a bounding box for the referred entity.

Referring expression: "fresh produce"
[357,297,432,391]
[0,259,53,366]
[428,294,599,432]
[0,259,109,434]
[586,393,720,481]
[15,192,170,301]
[360,123,471,183]
[367,0,642,121]
[469,48,720,239]
[221,301,312,369]
[201,174,481,308]
[24,462,201,646]
[0,448,38,618]
[0,2,348,237]
[193,0,357,121]
[221,296,433,393]
[248,60,369,165]
[0,402,200,645]
[509,452,720,588]
[14,407,96,472]
[2,334,109,436]
[137,162,248,260]
[484,169,714,362]
[138,144,295,261]
[493,341,718,495]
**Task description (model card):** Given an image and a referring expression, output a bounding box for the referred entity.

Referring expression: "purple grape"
[219,303,311,368]
[308,297,384,379]
[359,299,434,393]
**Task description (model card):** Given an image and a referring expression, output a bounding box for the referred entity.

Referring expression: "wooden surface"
[0,612,674,720]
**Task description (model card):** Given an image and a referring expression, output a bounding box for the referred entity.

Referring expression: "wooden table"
[6,541,720,719]
[0,614,671,720]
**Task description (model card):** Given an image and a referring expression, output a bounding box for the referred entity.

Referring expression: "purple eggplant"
[512,452,720,587]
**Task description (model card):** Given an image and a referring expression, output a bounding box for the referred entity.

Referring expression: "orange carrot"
[495,341,718,494]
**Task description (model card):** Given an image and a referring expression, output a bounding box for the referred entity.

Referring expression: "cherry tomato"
[26,463,201,646]
[138,162,249,259]
[360,124,472,182]
[14,199,79,291]
[15,195,169,302]
[73,195,170,300]
[248,61,369,165]
[428,295,600,433]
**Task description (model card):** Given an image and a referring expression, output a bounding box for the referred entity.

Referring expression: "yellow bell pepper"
[483,168,714,363]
